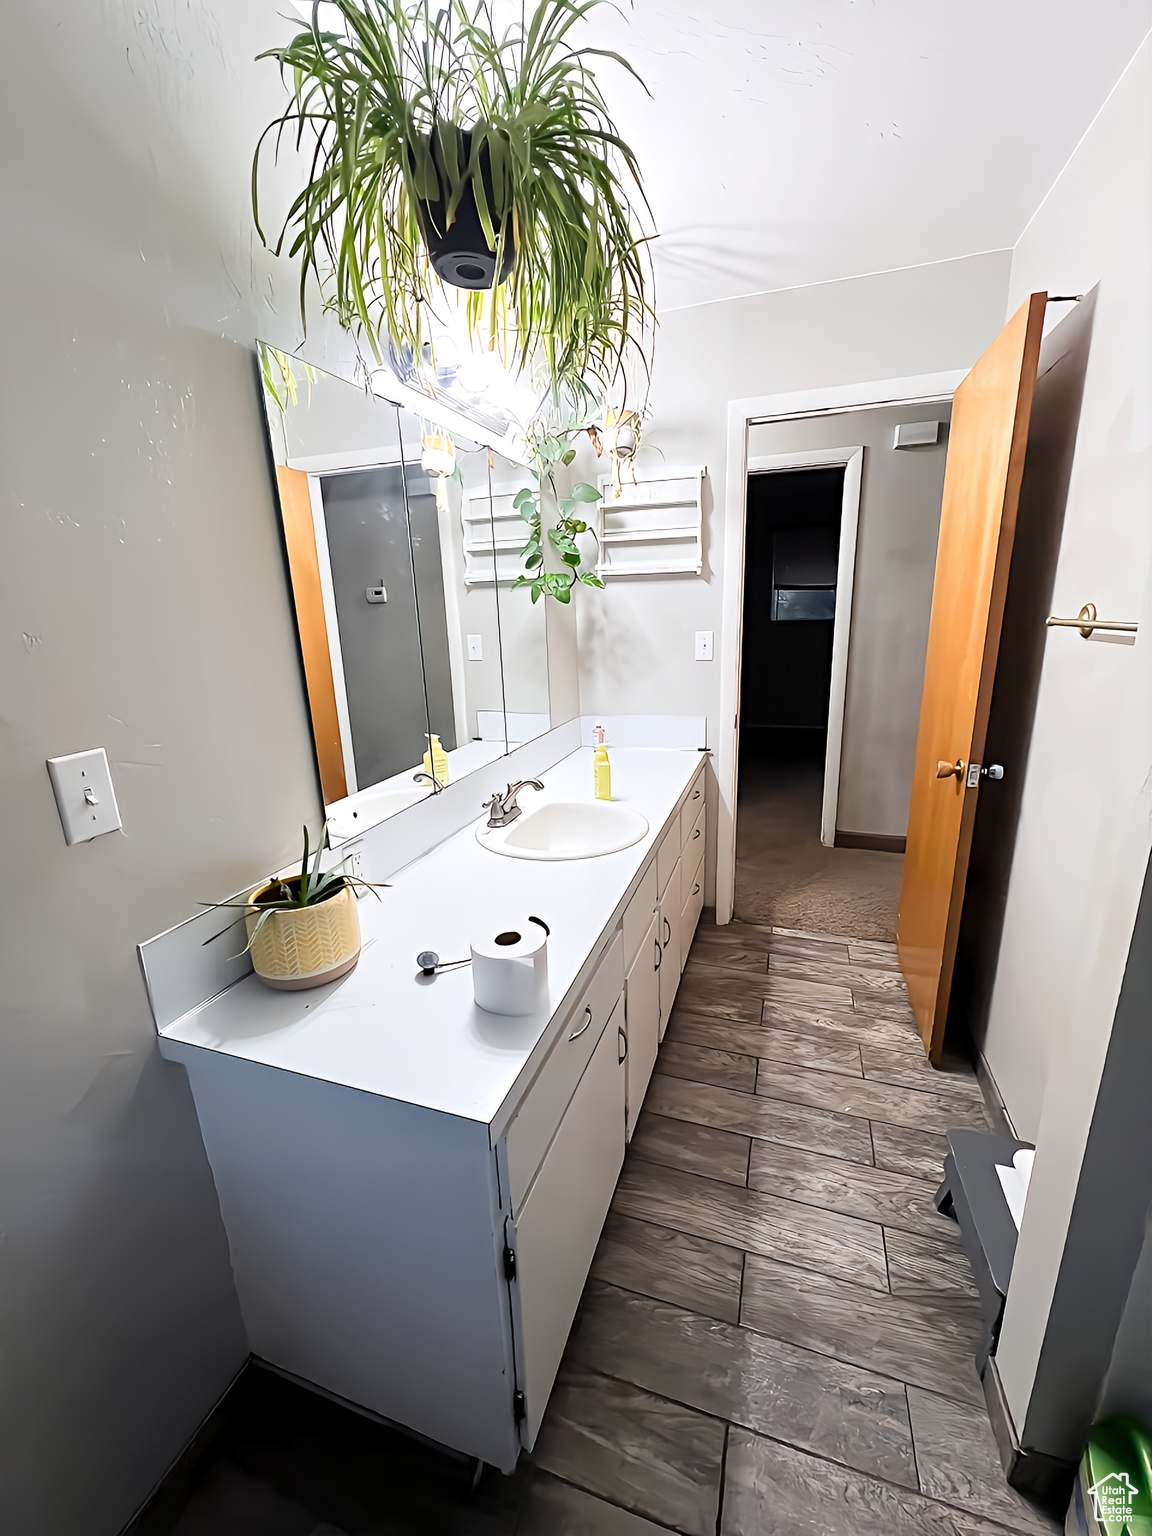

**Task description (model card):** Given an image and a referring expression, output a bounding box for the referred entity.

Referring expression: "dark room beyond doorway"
[736,463,902,939]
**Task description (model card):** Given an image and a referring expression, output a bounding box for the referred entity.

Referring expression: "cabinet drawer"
[682,799,706,859]
[622,864,658,970]
[504,932,624,1214]
[683,769,705,821]
[680,843,705,913]
[656,824,679,899]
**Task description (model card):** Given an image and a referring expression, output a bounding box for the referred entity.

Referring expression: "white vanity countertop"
[158,747,703,1126]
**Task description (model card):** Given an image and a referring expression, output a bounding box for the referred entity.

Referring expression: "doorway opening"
[738,465,844,918]
[735,460,896,935]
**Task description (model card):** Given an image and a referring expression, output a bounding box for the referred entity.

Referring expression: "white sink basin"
[327,781,433,841]
[476,800,649,861]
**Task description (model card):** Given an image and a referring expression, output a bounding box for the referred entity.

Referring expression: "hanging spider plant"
[252,0,654,400]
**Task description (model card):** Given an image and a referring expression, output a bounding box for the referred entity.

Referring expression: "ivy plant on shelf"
[252,0,654,404]
[513,427,604,602]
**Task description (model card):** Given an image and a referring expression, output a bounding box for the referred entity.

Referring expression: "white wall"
[746,404,953,838]
[574,250,1010,889]
[985,34,1152,1437]
[0,5,360,1532]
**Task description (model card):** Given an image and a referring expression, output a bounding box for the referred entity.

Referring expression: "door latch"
[502,1244,517,1282]
[365,582,388,604]
[980,763,1004,781]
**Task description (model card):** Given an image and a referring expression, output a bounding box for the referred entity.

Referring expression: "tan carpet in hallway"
[734,757,903,941]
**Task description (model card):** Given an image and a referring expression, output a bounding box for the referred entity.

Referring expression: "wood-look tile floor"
[148,924,1059,1536]
[531,920,1060,1536]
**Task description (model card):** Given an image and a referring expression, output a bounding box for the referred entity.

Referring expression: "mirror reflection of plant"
[512,425,604,603]
[201,825,387,958]
[260,345,317,416]
[251,0,654,401]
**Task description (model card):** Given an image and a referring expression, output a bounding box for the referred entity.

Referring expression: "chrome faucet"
[483,779,544,829]
[413,770,445,793]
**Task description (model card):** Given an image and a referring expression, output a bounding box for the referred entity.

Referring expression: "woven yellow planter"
[246,879,361,991]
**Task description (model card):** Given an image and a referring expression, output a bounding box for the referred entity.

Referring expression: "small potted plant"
[206,827,384,991]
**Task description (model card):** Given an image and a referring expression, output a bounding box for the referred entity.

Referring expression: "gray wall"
[987,33,1152,1442]
[746,404,952,838]
[1098,1214,1152,1425]
[574,248,1012,894]
[0,4,359,1531]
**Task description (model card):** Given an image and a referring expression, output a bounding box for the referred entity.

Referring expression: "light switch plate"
[695,630,714,661]
[47,748,122,845]
[467,634,483,660]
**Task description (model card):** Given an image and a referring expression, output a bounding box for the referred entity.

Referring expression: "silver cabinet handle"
[663,916,671,946]
[654,936,662,972]
[618,1026,627,1064]
[569,1005,593,1042]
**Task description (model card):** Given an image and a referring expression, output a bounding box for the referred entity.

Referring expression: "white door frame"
[746,446,863,850]
[715,371,966,925]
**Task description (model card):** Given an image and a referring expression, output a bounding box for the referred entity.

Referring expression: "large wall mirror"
[258,344,555,840]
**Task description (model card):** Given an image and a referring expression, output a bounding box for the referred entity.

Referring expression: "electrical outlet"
[694,630,714,661]
[467,634,483,661]
[345,847,368,893]
[47,748,122,845]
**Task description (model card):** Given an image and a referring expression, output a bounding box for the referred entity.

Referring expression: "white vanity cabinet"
[149,747,709,1483]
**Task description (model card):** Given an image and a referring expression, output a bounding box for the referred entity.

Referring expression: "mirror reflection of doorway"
[321,463,456,791]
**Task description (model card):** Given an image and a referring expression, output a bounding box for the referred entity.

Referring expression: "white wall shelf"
[595,466,705,578]
[462,479,532,585]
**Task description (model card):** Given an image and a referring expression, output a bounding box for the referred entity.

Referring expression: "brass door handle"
[936,759,965,781]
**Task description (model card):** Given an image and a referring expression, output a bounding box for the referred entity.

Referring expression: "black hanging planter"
[416,128,516,291]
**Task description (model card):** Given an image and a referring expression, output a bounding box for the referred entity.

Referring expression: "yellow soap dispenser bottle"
[423,733,450,787]
[593,722,611,801]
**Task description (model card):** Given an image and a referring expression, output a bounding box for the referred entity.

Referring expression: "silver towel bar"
[1046,603,1138,638]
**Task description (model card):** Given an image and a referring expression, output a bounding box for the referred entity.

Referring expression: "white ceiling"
[582,1,1151,311]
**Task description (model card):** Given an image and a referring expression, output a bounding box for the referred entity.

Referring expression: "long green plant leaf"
[252,0,654,395]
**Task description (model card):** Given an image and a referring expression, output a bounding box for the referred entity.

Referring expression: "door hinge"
[502,1244,517,1282]
[513,1389,526,1424]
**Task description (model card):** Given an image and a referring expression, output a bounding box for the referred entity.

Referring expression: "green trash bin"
[1067,1418,1152,1536]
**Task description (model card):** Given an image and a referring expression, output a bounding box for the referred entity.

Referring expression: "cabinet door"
[508,996,626,1446]
[658,875,681,1039]
[625,913,661,1139]
[680,847,705,968]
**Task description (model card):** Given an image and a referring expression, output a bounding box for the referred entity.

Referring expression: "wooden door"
[275,465,347,805]
[898,294,1047,1061]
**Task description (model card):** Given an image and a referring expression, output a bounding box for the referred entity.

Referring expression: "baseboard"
[975,1051,1016,1139]
[119,1358,251,1536]
[833,830,906,854]
[983,1357,1077,1517]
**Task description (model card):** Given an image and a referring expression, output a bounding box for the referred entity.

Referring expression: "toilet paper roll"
[472,916,549,1016]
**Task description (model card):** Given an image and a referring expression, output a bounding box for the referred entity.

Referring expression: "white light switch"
[467,634,483,661]
[695,630,714,661]
[47,748,122,845]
